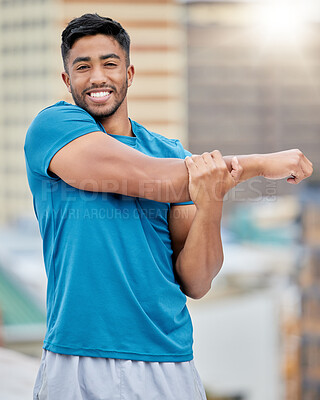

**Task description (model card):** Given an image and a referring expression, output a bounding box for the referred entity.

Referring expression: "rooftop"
[0,347,39,400]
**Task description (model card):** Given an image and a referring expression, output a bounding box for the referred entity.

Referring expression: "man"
[24,13,312,400]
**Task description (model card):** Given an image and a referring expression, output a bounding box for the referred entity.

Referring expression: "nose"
[89,65,107,86]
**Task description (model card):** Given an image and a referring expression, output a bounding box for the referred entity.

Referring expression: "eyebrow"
[72,54,121,66]
[100,54,121,61]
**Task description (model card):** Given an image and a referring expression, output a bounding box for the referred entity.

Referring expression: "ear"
[62,71,72,93]
[127,65,135,88]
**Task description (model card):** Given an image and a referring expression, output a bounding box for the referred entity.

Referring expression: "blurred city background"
[0,0,319,399]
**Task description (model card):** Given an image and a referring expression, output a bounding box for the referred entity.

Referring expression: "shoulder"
[132,120,185,157]
[32,101,96,125]
[24,102,103,177]
[26,101,99,145]
[25,101,101,156]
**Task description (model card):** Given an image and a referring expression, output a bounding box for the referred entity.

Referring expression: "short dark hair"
[61,13,131,72]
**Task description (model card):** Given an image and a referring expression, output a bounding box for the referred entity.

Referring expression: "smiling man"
[24,14,312,400]
[64,35,131,120]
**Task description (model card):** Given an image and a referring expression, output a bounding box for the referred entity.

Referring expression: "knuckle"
[291,155,301,167]
[201,169,211,178]
[294,157,301,166]
[217,163,227,172]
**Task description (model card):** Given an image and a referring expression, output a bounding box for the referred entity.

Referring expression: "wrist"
[255,153,266,177]
[236,153,264,181]
[195,201,223,223]
[224,154,264,181]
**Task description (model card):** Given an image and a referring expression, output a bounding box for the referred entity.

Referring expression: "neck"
[99,99,134,137]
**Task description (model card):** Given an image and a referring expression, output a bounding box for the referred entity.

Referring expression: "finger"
[290,160,309,183]
[302,153,313,169]
[202,152,216,169]
[291,151,313,182]
[191,154,207,170]
[202,152,213,164]
[185,156,199,177]
[287,176,299,184]
[287,170,302,184]
[299,160,310,180]
[300,155,313,178]
[230,156,243,184]
[210,150,226,169]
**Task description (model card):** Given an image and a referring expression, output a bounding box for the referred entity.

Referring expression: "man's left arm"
[169,149,313,299]
[169,152,242,299]
[169,202,223,300]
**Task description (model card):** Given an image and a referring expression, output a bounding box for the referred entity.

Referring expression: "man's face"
[62,34,134,120]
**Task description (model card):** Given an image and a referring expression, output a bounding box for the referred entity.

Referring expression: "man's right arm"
[49,132,313,203]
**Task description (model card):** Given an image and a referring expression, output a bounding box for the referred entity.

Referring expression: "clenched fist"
[259,149,313,183]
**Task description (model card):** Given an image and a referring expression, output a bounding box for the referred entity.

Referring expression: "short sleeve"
[172,140,193,206]
[24,102,102,179]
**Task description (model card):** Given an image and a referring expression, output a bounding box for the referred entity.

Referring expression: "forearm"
[224,154,263,182]
[117,154,191,203]
[224,149,313,183]
[175,204,224,299]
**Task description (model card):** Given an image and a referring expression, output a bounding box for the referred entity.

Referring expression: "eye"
[76,65,89,71]
[105,62,117,67]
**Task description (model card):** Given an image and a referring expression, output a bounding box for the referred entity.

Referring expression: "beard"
[70,78,128,121]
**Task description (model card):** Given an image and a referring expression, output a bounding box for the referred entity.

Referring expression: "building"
[299,187,320,400]
[1,0,320,222]
[185,0,320,198]
[0,0,187,223]
[0,0,60,222]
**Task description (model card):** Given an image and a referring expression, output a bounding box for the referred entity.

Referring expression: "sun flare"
[256,0,313,45]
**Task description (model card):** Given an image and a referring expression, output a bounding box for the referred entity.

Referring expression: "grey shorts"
[33,350,207,400]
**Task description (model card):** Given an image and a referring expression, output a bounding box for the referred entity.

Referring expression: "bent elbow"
[184,284,211,300]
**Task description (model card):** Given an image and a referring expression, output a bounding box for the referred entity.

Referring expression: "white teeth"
[89,91,110,98]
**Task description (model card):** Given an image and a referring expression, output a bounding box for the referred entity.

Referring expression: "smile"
[86,90,113,103]
[89,91,111,98]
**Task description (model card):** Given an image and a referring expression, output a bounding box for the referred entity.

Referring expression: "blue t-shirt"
[24,101,194,362]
